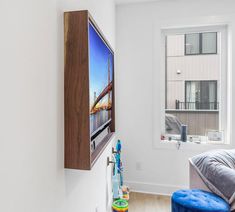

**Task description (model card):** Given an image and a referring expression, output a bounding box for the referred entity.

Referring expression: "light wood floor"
[128,192,171,212]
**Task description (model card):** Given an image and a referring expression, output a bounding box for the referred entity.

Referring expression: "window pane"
[208,82,217,109]
[202,32,217,54]
[186,81,200,109]
[200,81,210,109]
[185,33,200,55]
[185,81,217,110]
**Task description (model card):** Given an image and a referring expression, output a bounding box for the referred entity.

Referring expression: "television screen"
[89,22,114,139]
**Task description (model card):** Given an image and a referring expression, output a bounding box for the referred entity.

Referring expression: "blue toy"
[112,140,124,198]
[115,140,123,186]
[116,140,122,152]
[112,159,119,199]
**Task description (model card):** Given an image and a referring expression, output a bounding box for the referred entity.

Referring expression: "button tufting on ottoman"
[172,189,230,212]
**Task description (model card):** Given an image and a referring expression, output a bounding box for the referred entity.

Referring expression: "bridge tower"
[94,91,97,103]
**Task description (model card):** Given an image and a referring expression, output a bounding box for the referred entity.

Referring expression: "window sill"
[165,109,219,113]
[154,140,230,151]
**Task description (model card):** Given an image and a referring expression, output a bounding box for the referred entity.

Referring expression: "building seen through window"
[165,31,220,138]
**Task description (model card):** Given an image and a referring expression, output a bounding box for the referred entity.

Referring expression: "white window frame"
[153,24,232,150]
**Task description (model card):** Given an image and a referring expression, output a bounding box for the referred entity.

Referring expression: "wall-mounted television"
[88,22,114,141]
[64,10,115,170]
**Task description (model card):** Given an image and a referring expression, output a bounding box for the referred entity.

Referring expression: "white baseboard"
[125,181,188,196]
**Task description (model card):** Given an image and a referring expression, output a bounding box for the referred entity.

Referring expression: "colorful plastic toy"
[115,140,124,186]
[112,140,129,200]
[121,185,129,201]
[112,155,119,199]
[112,199,128,212]
[113,140,122,199]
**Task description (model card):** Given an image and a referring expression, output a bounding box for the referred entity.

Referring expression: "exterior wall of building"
[166,35,220,109]
[167,35,185,56]
[167,110,219,135]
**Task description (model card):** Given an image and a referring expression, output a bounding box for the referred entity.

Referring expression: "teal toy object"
[116,140,121,172]
[115,140,123,186]
[113,140,124,199]
[116,139,122,152]
[112,162,119,199]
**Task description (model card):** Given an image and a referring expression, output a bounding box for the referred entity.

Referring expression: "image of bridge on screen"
[89,22,114,137]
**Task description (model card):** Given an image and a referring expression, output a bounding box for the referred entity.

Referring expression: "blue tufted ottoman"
[172,189,230,212]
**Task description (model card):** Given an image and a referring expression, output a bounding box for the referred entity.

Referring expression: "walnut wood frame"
[64,10,115,170]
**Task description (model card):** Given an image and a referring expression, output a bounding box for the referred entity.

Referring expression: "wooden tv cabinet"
[64,10,115,170]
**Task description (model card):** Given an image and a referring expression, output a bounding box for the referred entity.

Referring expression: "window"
[185,81,217,110]
[185,33,200,55]
[185,32,217,55]
[202,33,217,54]
[162,26,228,144]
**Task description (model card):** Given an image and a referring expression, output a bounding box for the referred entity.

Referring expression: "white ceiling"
[115,0,163,5]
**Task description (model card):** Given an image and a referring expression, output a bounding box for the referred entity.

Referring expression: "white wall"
[116,0,235,194]
[0,0,116,212]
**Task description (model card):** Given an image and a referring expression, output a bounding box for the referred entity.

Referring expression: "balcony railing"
[175,100,219,110]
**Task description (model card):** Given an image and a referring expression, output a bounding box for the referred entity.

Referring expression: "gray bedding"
[190,149,235,209]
